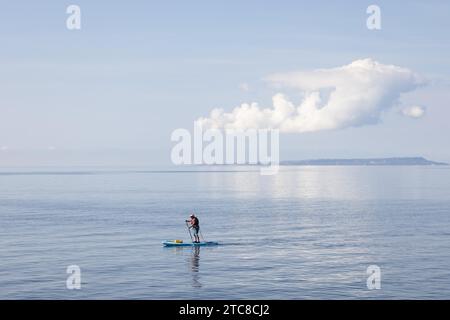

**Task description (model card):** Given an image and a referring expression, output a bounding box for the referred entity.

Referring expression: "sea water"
[1,166,449,299]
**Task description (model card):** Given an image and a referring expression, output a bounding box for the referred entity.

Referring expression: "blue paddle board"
[162,240,219,247]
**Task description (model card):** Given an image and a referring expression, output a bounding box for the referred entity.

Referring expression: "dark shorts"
[192,227,199,236]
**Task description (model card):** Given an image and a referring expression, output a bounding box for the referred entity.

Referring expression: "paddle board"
[162,240,219,247]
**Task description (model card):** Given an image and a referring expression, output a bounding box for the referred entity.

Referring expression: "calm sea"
[1,166,449,299]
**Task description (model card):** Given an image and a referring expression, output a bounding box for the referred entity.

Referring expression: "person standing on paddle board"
[186,214,200,243]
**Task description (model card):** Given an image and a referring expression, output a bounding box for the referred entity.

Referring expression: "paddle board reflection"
[190,246,201,288]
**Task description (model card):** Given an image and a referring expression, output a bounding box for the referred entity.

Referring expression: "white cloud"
[197,59,426,133]
[402,105,426,118]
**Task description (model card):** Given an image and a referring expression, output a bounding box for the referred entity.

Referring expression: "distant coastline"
[280,157,448,166]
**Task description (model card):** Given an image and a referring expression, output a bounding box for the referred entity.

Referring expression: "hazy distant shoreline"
[280,157,448,166]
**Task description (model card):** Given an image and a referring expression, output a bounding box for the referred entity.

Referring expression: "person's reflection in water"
[190,246,202,288]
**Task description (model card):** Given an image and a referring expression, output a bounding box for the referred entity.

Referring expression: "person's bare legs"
[194,229,200,242]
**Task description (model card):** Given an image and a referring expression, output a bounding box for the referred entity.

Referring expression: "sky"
[0,0,449,166]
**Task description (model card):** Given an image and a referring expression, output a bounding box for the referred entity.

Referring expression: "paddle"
[185,221,194,243]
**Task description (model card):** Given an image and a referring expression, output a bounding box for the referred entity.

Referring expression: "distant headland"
[280,157,448,166]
